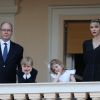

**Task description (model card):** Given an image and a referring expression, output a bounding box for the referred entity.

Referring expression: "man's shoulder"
[11,41,23,49]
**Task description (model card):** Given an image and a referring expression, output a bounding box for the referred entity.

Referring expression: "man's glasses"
[1,29,12,32]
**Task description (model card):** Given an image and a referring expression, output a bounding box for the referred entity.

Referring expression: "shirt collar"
[0,39,10,45]
[23,73,31,79]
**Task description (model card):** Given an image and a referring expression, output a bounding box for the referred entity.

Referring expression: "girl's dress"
[50,70,76,82]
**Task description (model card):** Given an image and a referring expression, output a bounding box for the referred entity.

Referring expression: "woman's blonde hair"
[90,19,100,24]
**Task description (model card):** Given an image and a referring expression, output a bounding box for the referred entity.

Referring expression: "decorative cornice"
[0,6,17,14]
[0,0,21,14]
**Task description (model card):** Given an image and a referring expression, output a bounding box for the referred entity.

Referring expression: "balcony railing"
[0,82,100,100]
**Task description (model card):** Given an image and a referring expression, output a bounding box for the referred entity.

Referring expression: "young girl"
[17,56,38,83]
[49,59,76,82]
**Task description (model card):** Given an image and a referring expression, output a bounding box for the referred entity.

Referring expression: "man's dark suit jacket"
[0,41,23,83]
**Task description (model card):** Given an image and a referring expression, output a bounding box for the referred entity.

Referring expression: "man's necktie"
[3,43,8,62]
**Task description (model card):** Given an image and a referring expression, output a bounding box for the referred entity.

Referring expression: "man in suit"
[0,22,23,83]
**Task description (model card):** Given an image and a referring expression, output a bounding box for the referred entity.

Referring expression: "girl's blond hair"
[49,59,64,73]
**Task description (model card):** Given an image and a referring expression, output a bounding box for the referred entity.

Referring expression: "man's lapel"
[0,44,4,64]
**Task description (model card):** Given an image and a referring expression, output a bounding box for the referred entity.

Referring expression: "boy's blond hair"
[21,56,33,67]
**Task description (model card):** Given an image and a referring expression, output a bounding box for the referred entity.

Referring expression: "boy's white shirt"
[23,73,31,79]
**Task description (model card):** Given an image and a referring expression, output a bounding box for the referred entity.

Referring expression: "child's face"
[22,64,32,74]
[51,64,63,74]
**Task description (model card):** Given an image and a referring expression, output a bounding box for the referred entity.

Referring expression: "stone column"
[0,0,19,40]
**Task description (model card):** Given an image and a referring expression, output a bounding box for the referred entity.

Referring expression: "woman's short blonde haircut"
[90,19,100,24]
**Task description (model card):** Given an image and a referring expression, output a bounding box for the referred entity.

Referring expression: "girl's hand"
[52,72,61,82]
[70,74,76,82]
[57,72,61,77]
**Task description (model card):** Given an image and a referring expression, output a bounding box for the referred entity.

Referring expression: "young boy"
[17,56,38,83]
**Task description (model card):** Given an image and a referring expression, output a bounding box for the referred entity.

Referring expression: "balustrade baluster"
[13,93,27,100]
[74,93,87,100]
[90,92,100,100]
[44,93,56,100]
[28,93,42,100]
[59,92,72,100]
[0,94,12,100]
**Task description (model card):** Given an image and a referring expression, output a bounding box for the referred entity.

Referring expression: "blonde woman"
[83,19,100,82]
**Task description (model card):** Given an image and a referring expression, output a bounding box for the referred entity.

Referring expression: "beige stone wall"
[14,0,100,82]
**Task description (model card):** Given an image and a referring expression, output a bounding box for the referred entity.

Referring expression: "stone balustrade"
[0,82,100,100]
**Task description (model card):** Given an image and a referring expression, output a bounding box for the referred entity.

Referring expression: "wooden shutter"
[66,22,92,54]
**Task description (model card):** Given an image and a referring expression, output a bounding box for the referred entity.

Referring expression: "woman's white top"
[50,70,76,82]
